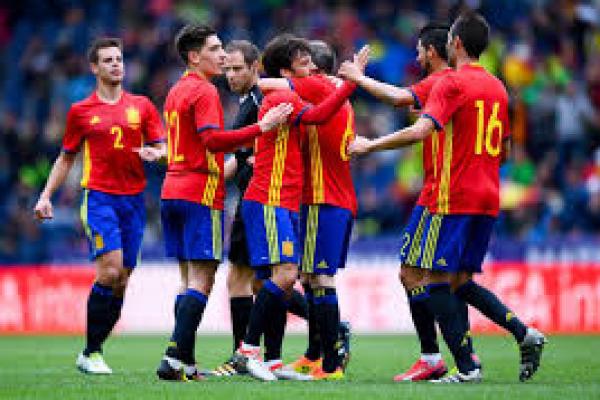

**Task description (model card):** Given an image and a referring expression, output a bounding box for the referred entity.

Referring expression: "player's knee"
[227,264,253,297]
[188,263,217,295]
[311,274,335,288]
[96,266,121,287]
[399,265,424,290]
[451,272,472,292]
[272,263,298,291]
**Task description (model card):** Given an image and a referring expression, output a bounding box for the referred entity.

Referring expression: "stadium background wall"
[0,262,599,334]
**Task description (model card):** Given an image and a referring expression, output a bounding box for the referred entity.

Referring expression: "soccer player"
[349,12,546,383]
[259,40,358,380]
[155,25,293,381]
[211,40,311,377]
[339,24,479,381]
[235,34,359,381]
[33,38,166,374]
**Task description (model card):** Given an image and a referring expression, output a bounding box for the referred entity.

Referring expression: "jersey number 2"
[110,126,124,149]
[474,100,503,157]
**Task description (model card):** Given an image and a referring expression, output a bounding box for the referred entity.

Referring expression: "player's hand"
[348,136,373,156]
[354,45,370,72]
[34,197,53,220]
[133,146,165,162]
[338,60,363,83]
[246,155,255,166]
[258,102,294,132]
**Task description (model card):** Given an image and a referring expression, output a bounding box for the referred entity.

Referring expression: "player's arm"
[257,78,291,92]
[34,151,77,220]
[200,102,293,153]
[135,99,168,162]
[296,81,356,125]
[349,117,433,155]
[338,60,414,107]
[224,156,238,181]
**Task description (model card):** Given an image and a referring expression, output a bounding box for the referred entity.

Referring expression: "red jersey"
[161,71,226,209]
[422,63,510,216]
[408,68,452,208]
[244,90,307,211]
[62,91,163,195]
[291,75,357,215]
[244,81,356,211]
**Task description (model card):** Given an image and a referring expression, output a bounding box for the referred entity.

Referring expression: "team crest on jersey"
[126,107,141,130]
[282,240,294,257]
[89,115,101,125]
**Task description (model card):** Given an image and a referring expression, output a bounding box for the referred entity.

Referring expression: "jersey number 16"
[474,100,503,157]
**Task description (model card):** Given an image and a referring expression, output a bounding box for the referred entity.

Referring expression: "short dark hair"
[418,22,449,61]
[225,40,260,66]
[309,40,336,74]
[450,12,490,58]
[262,34,311,78]
[175,24,217,65]
[87,37,122,64]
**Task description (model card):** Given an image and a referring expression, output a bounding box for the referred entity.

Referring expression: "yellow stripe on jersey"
[211,209,222,260]
[268,125,289,206]
[307,126,324,203]
[406,207,429,266]
[437,121,453,214]
[301,205,320,273]
[422,214,443,269]
[202,151,220,207]
[264,205,280,264]
[80,139,91,188]
[431,130,439,180]
[79,189,92,239]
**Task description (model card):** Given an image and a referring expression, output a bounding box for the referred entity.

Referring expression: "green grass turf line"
[0,335,598,400]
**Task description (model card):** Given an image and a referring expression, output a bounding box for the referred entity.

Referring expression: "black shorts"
[228,202,250,267]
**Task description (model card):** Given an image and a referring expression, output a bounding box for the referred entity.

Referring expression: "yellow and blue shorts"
[241,200,300,279]
[80,189,145,268]
[160,199,223,262]
[299,204,353,276]
[399,205,429,267]
[416,212,496,273]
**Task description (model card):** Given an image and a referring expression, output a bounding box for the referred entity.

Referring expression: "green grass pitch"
[0,334,598,400]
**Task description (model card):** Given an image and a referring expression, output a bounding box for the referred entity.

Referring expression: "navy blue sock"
[166,289,208,364]
[456,296,474,355]
[303,284,321,360]
[230,296,253,353]
[245,280,283,347]
[263,281,288,361]
[314,287,340,373]
[426,283,475,373]
[174,293,183,319]
[84,283,114,356]
[406,286,439,354]
[456,280,527,343]
[287,288,308,320]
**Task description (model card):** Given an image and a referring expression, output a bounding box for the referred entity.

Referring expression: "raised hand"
[353,45,370,72]
[338,60,364,83]
[258,102,294,132]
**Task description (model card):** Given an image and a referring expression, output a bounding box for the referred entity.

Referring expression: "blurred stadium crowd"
[1,0,599,263]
